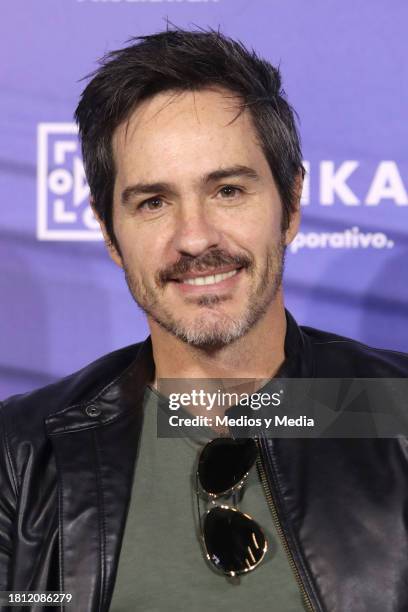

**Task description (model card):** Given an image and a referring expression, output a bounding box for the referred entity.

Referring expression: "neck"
[148,292,287,385]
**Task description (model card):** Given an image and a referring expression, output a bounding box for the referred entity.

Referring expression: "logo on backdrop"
[37,123,101,241]
[36,123,407,243]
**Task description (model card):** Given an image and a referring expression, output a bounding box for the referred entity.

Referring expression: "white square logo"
[37,123,102,241]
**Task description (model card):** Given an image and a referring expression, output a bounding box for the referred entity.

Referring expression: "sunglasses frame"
[195,440,268,577]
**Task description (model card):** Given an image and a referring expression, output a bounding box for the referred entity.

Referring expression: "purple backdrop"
[1,0,407,398]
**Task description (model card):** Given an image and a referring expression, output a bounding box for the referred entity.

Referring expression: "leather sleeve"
[0,402,18,590]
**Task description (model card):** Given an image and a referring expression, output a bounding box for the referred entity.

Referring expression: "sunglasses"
[196,437,268,576]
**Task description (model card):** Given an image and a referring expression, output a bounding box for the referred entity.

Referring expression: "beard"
[123,238,286,350]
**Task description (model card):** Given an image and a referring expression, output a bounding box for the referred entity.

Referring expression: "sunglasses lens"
[198,438,258,496]
[203,507,266,574]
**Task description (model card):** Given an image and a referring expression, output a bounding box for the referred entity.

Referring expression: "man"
[1,28,408,612]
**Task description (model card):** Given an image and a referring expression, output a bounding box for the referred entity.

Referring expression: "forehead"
[111,87,269,178]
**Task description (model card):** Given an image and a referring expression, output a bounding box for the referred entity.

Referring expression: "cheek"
[236,192,280,229]
[226,210,281,251]
[117,224,170,273]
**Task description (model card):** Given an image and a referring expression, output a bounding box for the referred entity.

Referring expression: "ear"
[90,197,124,269]
[284,172,303,246]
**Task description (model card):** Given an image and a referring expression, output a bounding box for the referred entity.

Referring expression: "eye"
[218,185,243,198]
[137,197,164,211]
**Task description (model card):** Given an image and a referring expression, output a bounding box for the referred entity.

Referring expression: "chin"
[167,313,250,349]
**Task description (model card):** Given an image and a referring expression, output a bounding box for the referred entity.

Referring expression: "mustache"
[158,249,252,285]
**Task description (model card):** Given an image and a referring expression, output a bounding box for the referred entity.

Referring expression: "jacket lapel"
[45,338,155,612]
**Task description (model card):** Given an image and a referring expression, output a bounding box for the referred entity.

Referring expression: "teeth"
[183,269,238,286]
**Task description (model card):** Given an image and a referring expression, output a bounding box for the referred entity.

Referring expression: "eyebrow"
[120,165,261,206]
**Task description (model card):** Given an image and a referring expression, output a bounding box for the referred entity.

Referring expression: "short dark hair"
[75,27,304,252]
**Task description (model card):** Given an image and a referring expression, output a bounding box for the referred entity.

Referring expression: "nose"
[171,203,222,257]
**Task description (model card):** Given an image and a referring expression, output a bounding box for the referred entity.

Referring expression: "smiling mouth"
[180,269,239,286]
[171,267,242,287]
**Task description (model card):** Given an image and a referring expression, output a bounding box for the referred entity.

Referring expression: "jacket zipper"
[255,437,316,612]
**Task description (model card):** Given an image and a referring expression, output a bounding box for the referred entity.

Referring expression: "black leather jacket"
[1,310,408,612]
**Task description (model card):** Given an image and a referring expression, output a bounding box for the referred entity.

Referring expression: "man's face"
[106,87,300,348]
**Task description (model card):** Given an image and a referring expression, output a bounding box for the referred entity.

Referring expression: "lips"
[182,269,239,286]
[168,265,244,295]
[170,265,242,284]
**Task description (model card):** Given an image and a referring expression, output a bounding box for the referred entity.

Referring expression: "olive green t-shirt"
[109,386,305,612]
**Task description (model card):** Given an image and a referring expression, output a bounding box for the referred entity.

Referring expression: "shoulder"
[0,342,144,429]
[300,325,408,377]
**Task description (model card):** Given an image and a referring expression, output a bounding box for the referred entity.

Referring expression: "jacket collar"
[45,334,155,435]
[278,309,314,378]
